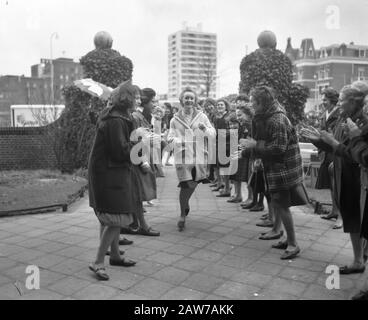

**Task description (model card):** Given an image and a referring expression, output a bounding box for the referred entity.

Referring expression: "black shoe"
[109,258,136,267]
[119,237,133,245]
[120,227,140,235]
[106,249,125,256]
[241,202,256,209]
[352,290,368,300]
[339,265,366,275]
[135,227,160,236]
[249,204,265,212]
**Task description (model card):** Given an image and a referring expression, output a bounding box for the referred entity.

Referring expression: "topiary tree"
[54,31,133,172]
[239,31,309,124]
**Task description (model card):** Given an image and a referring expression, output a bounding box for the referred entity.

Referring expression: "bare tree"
[196,50,217,98]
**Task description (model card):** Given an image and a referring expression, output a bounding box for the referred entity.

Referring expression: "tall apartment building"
[168,24,217,100]
[285,38,368,112]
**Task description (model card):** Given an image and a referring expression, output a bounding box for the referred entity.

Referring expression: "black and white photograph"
[0,0,368,304]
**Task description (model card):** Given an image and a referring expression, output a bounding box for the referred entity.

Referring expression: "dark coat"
[315,113,361,233]
[88,108,139,214]
[315,107,341,189]
[345,125,368,239]
[243,102,304,193]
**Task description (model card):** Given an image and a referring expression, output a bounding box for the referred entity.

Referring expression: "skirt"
[95,210,133,228]
[230,157,249,182]
[315,158,332,189]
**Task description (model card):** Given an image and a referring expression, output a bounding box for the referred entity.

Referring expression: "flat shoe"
[106,250,125,256]
[250,205,265,212]
[280,247,300,260]
[352,290,368,300]
[339,265,366,275]
[89,264,109,281]
[256,220,274,228]
[216,193,231,197]
[211,186,224,192]
[272,241,288,250]
[260,214,270,221]
[109,258,136,267]
[241,203,256,209]
[333,223,343,230]
[259,231,284,240]
[321,214,338,220]
[177,220,185,232]
[136,227,160,236]
[227,198,242,203]
[119,237,133,245]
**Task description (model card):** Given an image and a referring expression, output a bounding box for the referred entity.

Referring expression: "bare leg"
[233,181,242,200]
[95,226,121,266]
[276,204,298,249]
[222,175,230,194]
[349,233,365,267]
[109,231,122,261]
[179,185,197,219]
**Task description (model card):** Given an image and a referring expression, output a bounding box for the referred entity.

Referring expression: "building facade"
[0,58,83,126]
[286,38,368,112]
[168,24,217,101]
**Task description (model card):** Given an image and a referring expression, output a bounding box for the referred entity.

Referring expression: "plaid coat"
[243,102,303,193]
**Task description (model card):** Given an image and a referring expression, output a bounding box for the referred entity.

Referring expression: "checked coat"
[243,102,304,193]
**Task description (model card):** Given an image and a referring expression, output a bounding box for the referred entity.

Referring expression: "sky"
[0,0,368,97]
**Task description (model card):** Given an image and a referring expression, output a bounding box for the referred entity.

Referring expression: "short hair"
[203,98,216,109]
[250,86,276,109]
[322,87,339,106]
[351,81,368,96]
[140,88,156,105]
[340,85,366,108]
[163,102,172,110]
[216,98,231,111]
[179,87,198,106]
[235,94,250,103]
[237,103,254,118]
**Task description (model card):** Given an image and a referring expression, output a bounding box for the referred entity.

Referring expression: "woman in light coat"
[168,88,216,231]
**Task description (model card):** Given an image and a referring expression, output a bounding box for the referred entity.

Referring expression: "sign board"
[10,105,65,127]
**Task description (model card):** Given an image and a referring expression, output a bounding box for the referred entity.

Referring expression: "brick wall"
[0,127,57,170]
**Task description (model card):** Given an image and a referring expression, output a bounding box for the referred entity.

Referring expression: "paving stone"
[130,278,173,299]
[189,249,223,262]
[214,281,261,299]
[181,273,226,293]
[202,264,239,280]
[267,277,308,296]
[279,267,319,284]
[302,284,347,300]
[231,271,273,288]
[145,252,183,265]
[159,286,206,300]
[218,235,248,246]
[173,257,211,272]
[51,258,87,276]
[47,277,92,296]
[73,284,119,300]
[162,244,197,256]
[151,266,191,285]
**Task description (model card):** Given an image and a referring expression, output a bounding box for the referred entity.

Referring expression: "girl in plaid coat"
[241,86,308,260]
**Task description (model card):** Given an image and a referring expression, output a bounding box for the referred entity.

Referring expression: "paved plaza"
[0,167,366,300]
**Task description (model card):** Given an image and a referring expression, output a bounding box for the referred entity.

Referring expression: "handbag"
[134,165,157,201]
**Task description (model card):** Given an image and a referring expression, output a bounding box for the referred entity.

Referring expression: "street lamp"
[50,32,59,105]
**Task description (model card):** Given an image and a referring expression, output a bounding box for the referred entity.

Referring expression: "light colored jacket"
[168,109,216,182]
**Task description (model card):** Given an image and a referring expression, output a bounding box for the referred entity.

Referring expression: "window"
[358,69,365,81]
[360,50,366,58]
[309,47,313,57]
[60,75,64,80]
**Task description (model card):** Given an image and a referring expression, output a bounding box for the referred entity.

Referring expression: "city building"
[31,57,84,104]
[0,57,83,126]
[168,23,217,101]
[286,37,368,112]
